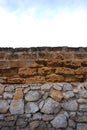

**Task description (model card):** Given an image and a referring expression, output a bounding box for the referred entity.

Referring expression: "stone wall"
[0,47,87,84]
[0,83,87,130]
[0,47,87,130]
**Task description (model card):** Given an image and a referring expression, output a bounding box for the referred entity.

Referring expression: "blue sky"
[0,0,87,47]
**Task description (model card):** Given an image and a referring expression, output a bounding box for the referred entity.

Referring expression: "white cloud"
[0,7,87,47]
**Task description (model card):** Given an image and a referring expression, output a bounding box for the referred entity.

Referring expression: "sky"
[0,0,87,47]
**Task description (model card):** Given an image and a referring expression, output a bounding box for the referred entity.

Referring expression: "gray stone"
[25,102,39,113]
[64,111,69,118]
[42,114,54,121]
[77,123,87,130]
[51,114,67,128]
[25,91,41,101]
[5,115,17,121]
[5,85,15,92]
[62,100,78,111]
[0,114,4,120]
[43,92,49,99]
[79,104,87,111]
[68,119,76,128]
[30,85,40,90]
[3,92,13,99]
[32,113,42,120]
[63,83,73,91]
[77,99,87,103]
[41,98,60,114]
[66,127,73,130]
[0,100,9,113]
[30,121,39,130]
[24,87,30,94]
[1,127,10,130]
[0,121,15,127]
[16,118,27,127]
[53,84,62,90]
[39,100,44,109]
[41,84,52,90]
[10,99,24,114]
[69,112,76,119]
[75,115,87,122]
[78,83,87,90]
[63,91,74,99]
[79,90,87,98]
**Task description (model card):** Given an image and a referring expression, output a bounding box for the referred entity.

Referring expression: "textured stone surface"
[50,89,63,101]
[41,84,52,90]
[79,90,87,98]
[63,83,73,91]
[51,114,67,128]
[62,100,78,111]
[63,91,74,99]
[0,100,9,113]
[5,85,15,92]
[13,88,23,100]
[30,121,39,130]
[41,98,60,114]
[10,99,24,114]
[25,102,39,113]
[0,84,5,95]
[77,123,87,130]
[79,104,87,111]
[0,82,87,129]
[42,114,54,121]
[3,92,13,99]
[25,91,41,101]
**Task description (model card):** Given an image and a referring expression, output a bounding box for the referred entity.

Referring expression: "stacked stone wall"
[0,83,87,130]
[0,47,87,130]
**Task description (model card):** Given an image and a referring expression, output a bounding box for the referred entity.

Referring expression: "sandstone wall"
[0,47,87,84]
[0,47,87,130]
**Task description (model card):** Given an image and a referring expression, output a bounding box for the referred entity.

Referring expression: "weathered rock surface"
[25,102,39,113]
[51,114,67,128]
[79,104,87,111]
[0,100,9,113]
[25,91,41,101]
[41,98,60,114]
[50,89,63,101]
[10,99,24,114]
[62,100,78,111]
[63,91,74,99]
[77,123,87,130]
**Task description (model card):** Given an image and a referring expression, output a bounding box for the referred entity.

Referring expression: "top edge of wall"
[0,46,87,52]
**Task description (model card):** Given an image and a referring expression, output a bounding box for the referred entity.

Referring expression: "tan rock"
[13,88,23,100]
[0,84,4,95]
[38,67,52,75]
[7,77,25,84]
[19,68,37,77]
[55,67,75,74]
[50,89,63,101]
[25,76,45,84]
[46,74,64,82]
